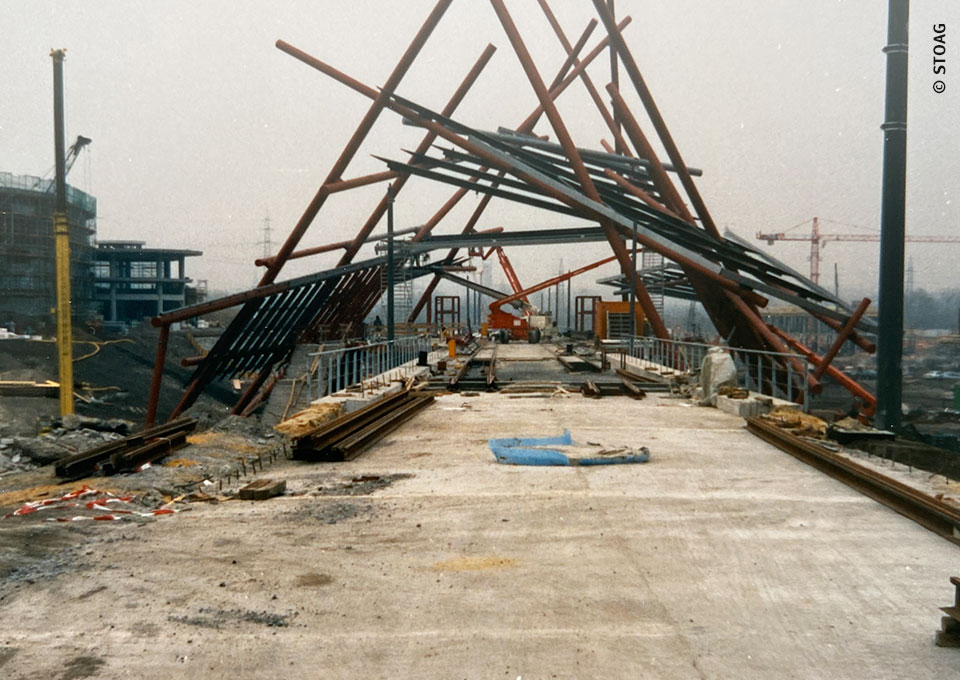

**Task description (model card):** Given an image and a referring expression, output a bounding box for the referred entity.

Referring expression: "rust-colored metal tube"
[812,297,871,381]
[145,323,170,428]
[516,16,632,133]
[602,167,678,218]
[536,0,632,157]
[153,279,292,327]
[230,367,273,416]
[592,0,721,239]
[811,310,877,353]
[323,170,399,194]
[770,324,876,413]
[408,17,615,321]
[606,84,694,223]
[260,0,453,286]
[338,41,497,265]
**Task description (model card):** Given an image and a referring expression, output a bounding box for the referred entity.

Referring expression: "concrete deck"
[2,391,958,678]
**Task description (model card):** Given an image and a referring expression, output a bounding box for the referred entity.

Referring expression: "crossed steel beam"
[145,0,878,425]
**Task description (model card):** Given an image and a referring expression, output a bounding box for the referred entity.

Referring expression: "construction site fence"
[611,336,811,411]
[305,335,431,401]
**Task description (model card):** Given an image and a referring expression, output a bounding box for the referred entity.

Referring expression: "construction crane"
[757,216,960,285]
[473,245,530,304]
[487,256,616,340]
[33,134,91,192]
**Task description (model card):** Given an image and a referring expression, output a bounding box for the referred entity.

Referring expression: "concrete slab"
[1,392,957,678]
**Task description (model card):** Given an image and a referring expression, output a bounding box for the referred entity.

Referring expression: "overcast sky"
[3,1,959,302]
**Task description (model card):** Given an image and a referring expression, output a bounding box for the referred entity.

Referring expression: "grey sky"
[3,1,958,300]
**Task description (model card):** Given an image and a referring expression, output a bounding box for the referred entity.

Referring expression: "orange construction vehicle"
[487,256,617,341]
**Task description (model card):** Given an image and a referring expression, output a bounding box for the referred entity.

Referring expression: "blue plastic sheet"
[489,430,650,466]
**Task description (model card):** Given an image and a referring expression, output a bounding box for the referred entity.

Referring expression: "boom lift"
[487,256,617,340]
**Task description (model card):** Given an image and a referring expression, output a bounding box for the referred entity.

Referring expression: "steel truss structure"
[145,0,878,424]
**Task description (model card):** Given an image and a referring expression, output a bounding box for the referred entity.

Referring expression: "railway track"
[746,416,960,547]
[291,388,434,461]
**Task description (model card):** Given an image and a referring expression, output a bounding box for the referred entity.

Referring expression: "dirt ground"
[0,325,235,438]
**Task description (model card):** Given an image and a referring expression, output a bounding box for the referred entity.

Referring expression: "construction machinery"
[487,256,616,341]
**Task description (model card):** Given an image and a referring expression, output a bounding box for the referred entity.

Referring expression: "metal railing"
[610,336,812,411]
[305,335,432,401]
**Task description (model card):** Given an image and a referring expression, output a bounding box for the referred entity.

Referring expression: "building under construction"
[0,170,97,321]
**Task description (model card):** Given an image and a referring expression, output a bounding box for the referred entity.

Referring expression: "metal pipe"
[605,84,693,222]
[409,17,616,322]
[876,0,910,430]
[387,185,395,342]
[771,326,876,416]
[726,292,819,393]
[536,0,632,157]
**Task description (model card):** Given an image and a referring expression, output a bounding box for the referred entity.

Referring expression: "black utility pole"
[876,0,909,430]
[630,221,638,351]
[386,185,395,342]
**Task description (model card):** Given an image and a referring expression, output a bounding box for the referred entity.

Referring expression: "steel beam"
[876,0,910,430]
[261,0,453,285]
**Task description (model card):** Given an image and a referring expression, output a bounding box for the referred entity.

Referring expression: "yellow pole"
[54,211,74,415]
[51,49,73,416]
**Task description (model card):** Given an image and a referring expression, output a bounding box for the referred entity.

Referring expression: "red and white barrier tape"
[4,484,179,521]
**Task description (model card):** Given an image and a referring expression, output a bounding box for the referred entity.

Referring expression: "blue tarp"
[489,430,650,466]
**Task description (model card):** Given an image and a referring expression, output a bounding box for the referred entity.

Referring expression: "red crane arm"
[489,255,617,314]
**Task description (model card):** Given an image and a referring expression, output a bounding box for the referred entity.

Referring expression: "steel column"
[876,0,910,430]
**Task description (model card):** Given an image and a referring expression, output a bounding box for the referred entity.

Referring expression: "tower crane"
[757,216,960,285]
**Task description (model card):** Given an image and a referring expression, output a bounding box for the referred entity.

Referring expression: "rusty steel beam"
[255,225,422,268]
[144,323,170,428]
[230,366,273,416]
[516,16,632,132]
[812,310,877,354]
[591,0,721,240]
[606,84,694,222]
[338,41,498,266]
[770,325,877,415]
[261,0,453,286]
[489,0,669,339]
[266,40,495,269]
[408,17,614,323]
[536,0,633,157]
[602,167,678,217]
[323,170,399,194]
[812,297,872,381]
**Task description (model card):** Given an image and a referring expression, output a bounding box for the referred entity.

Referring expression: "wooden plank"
[239,478,287,500]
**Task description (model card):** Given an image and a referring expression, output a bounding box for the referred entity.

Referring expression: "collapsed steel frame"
[145,0,878,424]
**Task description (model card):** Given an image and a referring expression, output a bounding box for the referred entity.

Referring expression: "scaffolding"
[0,171,97,320]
